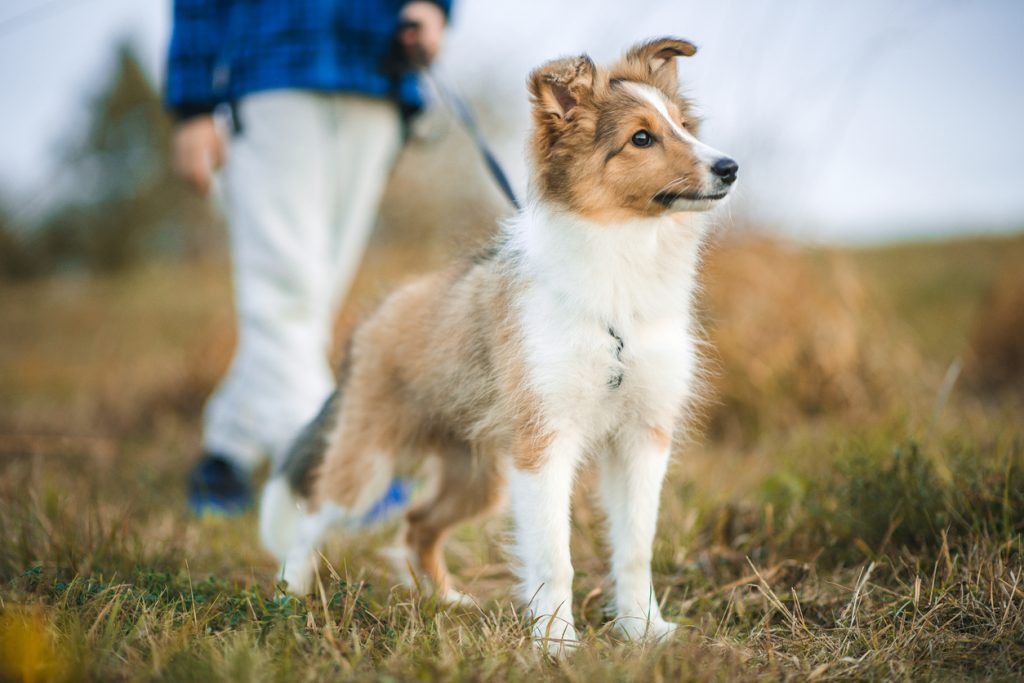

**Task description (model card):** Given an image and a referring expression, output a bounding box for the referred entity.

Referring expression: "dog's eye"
[631,130,654,148]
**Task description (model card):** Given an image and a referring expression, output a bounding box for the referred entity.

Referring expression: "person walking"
[165,0,451,514]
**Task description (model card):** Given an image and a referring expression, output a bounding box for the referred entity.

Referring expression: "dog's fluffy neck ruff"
[505,201,708,328]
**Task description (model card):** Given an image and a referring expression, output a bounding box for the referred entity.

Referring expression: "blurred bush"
[773,439,1023,563]
[0,197,42,279]
[0,44,222,280]
[700,234,921,442]
[965,265,1024,395]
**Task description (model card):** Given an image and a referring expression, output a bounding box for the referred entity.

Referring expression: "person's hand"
[173,115,225,196]
[399,1,446,66]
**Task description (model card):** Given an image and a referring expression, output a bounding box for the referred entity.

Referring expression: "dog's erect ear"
[626,37,697,92]
[528,55,596,125]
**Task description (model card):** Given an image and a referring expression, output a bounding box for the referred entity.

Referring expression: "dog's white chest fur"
[510,205,705,441]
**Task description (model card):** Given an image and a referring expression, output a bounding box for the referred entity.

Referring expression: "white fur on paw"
[439,587,476,607]
[614,615,678,642]
[280,561,314,595]
[380,545,418,587]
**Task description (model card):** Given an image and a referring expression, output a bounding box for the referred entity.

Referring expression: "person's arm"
[165,0,230,195]
[165,0,230,118]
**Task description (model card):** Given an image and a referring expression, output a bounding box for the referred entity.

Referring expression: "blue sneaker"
[187,453,253,516]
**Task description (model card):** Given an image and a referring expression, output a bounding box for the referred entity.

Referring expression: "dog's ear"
[626,37,697,92]
[528,55,596,128]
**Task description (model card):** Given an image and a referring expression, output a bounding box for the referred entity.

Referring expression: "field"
[1,230,1023,681]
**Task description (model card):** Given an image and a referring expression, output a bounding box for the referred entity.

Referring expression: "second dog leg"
[397,446,504,604]
[599,428,676,640]
[509,434,582,654]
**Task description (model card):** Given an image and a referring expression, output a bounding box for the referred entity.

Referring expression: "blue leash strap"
[420,66,522,211]
[396,19,520,210]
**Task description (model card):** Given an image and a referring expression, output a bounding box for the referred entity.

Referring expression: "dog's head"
[528,38,738,222]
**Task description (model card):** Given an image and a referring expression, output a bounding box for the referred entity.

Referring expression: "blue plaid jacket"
[165,0,452,119]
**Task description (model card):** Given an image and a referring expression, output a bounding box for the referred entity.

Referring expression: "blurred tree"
[4,42,223,278]
[0,194,43,279]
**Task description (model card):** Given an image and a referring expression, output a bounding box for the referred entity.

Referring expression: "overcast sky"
[1,0,1022,242]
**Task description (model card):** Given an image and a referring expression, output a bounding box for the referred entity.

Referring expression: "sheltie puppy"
[260,37,738,651]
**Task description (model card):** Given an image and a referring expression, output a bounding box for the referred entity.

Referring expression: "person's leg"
[192,91,337,513]
[271,94,404,521]
[324,95,402,311]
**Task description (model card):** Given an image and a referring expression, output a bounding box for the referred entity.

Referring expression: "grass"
[1,232,1023,681]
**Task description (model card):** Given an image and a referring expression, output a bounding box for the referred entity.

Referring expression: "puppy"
[260,37,738,651]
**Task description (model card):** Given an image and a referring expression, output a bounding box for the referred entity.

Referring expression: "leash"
[399,21,521,211]
[420,66,522,210]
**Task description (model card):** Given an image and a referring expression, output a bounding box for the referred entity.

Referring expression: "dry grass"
[1,232,1023,681]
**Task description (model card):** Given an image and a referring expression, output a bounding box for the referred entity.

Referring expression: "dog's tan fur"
[307,263,530,590]
[529,39,703,222]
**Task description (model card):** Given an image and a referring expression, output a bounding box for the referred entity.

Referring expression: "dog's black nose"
[711,157,739,185]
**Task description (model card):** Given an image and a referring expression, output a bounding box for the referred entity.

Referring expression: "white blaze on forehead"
[620,81,725,165]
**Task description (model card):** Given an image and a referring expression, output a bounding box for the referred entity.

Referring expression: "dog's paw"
[279,561,314,596]
[613,615,678,642]
[380,545,476,607]
[532,618,579,657]
[380,544,419,587]
[439,586,476,608]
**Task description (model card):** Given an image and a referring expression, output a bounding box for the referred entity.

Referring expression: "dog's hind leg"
[267,450,395,595]
[390,443,504,605]
[263,417,398,594]
[260,473,351,594]
[259,387,348,594]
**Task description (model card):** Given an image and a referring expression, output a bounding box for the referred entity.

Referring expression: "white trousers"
[205,91,402,470]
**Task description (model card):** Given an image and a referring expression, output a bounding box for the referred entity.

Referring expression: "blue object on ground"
[187,453,253,516]
[188,453,407,524]
[355,477,411,527]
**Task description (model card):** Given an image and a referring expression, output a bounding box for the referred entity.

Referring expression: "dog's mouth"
[653,191,729,207]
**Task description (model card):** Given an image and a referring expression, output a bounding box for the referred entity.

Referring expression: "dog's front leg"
[509,433,582,655]
[599,428,677,641]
